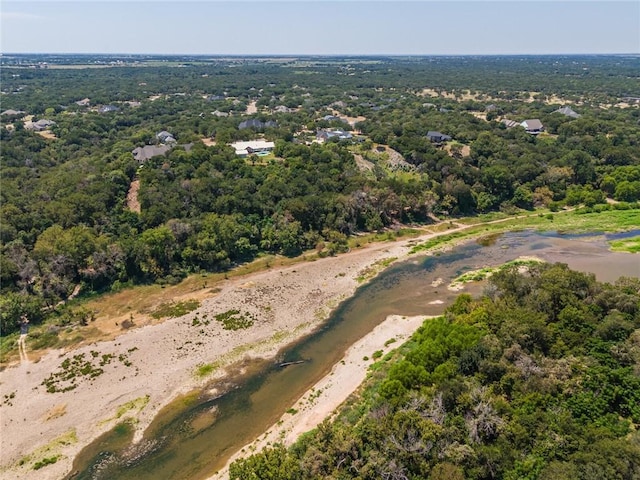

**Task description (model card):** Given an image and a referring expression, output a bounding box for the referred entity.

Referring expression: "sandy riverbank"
[0,227,462,480]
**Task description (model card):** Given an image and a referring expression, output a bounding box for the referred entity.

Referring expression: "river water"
[68,230,639,480]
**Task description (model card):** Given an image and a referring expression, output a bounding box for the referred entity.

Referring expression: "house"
[275,105,293,113]
[238,119,278,130]
[426,131,452,143]
[156,131,176,144]
[25,119,56,131]
[485,104,497,112]
[554,106,581,118]
[230,140,275,157]
[99,105,119,113]
[1,109,25,116]
[132,145,172,163]
[520,119,544,134]
[212,110,229,117]
[132,143,193,164]
[316,129,353,142]
[75,98,90,107]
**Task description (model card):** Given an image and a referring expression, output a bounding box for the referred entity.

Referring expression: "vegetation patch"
[32,456,60,470]
[357,257,398,283]
[609,236,640,253]
[3,391,16,406]
[150,299,200,319]
[42,350,133,393]
[410,231,468,254]
[449,257,544,288]
[18,429,77,471]
[195,363,215,378]
[116,395,150,419]
[214,309,256,330]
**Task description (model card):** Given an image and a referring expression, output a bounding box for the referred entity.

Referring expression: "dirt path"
[126,179,141,213]
[17,335,29,364]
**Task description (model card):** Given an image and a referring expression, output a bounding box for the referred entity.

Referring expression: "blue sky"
[1,1,639,55]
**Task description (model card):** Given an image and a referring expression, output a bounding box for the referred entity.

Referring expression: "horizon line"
[2,52,639,57]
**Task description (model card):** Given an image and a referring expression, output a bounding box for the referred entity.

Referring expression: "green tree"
[229,444,302,480]
[137,226,176,278]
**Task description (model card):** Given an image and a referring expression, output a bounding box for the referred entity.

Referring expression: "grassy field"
[609,236,640,253]
[411,207,640,254]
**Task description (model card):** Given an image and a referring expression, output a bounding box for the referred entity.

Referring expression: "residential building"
[555,106,581,118]
[316,129,353,142]
[1,109,25,116]
[156,131,176,144]
[520,119,544,134]
[25,119,56,131]
[98,105,119,113]
[132,145,172,163]
[132,143,193,163]
[230,140,275,157]
[426,131,452,143]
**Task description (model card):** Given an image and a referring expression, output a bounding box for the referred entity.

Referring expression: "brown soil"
[353,154,374,172]
[126,179,141,213]
[245,100,258,114]
[36,130,57,140]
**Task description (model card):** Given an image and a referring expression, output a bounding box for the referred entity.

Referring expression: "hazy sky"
[1,1,639,55]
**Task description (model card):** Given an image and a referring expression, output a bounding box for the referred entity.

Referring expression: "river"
[67,230,639,480]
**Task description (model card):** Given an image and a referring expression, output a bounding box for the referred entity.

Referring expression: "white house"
[230,140,275,157]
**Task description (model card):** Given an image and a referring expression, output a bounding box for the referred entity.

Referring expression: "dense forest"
[1,55,639,335]
[229,263,640,480]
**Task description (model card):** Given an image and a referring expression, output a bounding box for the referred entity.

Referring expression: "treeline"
[230,263,640,480]
[0,139,440,335]
[1,57,640,336]
[3,56,640,112]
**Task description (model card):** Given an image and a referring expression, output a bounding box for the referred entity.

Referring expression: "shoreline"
[209,314,431,480]
[0,226,452,480]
